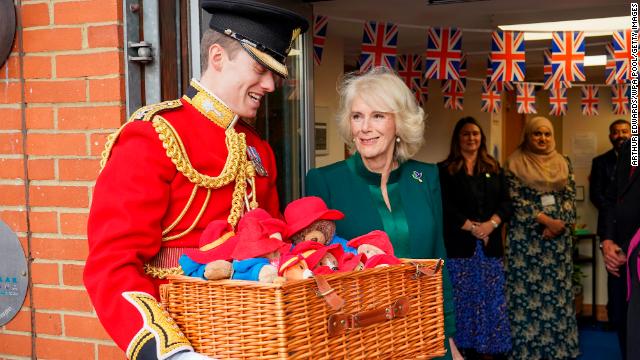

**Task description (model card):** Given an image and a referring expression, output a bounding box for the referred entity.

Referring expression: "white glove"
[166,351,215,360]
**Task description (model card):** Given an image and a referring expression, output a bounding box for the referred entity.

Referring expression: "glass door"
[125,1,314,210]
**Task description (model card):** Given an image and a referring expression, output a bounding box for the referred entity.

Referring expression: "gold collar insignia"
[183,79,238,129]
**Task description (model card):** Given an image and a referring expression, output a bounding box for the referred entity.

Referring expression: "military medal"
[247,146,268,176]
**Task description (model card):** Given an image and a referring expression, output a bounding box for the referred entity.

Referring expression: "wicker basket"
[160,259,446,359]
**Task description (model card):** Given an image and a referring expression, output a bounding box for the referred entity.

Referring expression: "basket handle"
[411,258,443,279]
[327,297,410,336]
[314,275,345,311]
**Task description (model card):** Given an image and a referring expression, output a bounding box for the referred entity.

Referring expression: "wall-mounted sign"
[0,220,28,326]
[0,0,17,69]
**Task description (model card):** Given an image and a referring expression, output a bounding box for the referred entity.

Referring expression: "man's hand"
[168,351,215,360]
[601,239,627,277]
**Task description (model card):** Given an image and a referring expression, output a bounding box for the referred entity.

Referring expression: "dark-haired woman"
[438,117,511,359]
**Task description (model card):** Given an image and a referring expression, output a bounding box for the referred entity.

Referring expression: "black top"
[602,140,640,250]
[589,148,617,236]
[438,162,511,258]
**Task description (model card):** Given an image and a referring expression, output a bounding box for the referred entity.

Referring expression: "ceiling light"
[584,55,607,67]
[499,16,630,41]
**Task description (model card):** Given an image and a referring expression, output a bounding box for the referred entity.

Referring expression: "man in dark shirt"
[592,119,633,359]
[590,119,630,234]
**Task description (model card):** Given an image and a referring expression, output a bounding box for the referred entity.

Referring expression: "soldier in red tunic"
[83,2,308,359]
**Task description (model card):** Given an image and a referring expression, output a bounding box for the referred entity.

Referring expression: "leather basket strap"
[314,275,344,311]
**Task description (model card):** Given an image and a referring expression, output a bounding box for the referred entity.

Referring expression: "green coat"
[306,154,456,343]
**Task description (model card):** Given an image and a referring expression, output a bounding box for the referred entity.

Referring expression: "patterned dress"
[447,240,511,354]
[504,160,579,360]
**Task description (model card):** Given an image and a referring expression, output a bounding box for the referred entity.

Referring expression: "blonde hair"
[335,67,426,163]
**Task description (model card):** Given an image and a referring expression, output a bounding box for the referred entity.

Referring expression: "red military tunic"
[84,80,280,359]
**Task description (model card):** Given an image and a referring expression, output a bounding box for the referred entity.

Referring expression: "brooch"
[412,171,423,183]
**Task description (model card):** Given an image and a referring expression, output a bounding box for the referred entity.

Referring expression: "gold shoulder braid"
[152,116,257,227]
[100,100,182,170]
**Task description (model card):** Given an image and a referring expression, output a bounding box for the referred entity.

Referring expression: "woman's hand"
[449,338,464,360]
[545,218,565,238]
[536,213,565,239]
[471,221,493,245]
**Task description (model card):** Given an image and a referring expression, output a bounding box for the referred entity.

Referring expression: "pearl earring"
[396,137,401,143]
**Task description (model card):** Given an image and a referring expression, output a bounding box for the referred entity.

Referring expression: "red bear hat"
[347,230,394,256]
[284,196,344,237]
[184,220,237,263]
[339,252,366,272]
[231,217,285,261]
[291,241,341,269]
[364,254,402,269]
[240,208,288,241]
[278,253,306,276]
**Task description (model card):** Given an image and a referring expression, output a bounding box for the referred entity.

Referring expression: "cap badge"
[285,27,302,56]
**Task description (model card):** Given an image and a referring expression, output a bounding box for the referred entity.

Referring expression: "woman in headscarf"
[504,116,578,359]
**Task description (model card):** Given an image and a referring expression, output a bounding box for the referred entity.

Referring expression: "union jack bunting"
[605,43,626,85]
[581,85,599,116]
[359,21,398,72]
[396,54,423,92]
[515,83,536,114]
[550,31,586,82]
[425,27,463,80]
[480,81,501,113]
[416,65,429,106]
[611,84,630,115]
[418,75,429,106]
[548,87,568,116]
[459,54,467,90]
[442,80,464,110]
[612,29,632,81]
[485,55,492,82]
[543,49,572,89]
[490,31,526,83]
[312,15,329,66]
[486,56,513,92]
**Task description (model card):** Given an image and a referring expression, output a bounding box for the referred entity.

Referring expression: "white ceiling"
[311,0,632,81]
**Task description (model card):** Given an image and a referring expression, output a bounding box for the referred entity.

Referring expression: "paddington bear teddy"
[339,252,367,272]
[284,196,356,254]
[179,220,237,280]
[290,241,343,275]
[230,214,287,283]
[278,254,314,281]
[347,230,401,269]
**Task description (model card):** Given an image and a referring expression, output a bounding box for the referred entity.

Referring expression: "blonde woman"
[504,116,578,359]
[306,68,461,360]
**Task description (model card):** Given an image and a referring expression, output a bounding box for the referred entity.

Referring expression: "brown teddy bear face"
[290,220,336,246]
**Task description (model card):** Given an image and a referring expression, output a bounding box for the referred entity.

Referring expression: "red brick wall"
[0,1,125,358]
